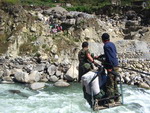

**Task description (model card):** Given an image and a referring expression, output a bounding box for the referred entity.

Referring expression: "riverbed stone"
[55,70,62,77]
[54,79,70,87]
[30,26,36,32]
[34,64,45,72]
[3,69,11,77]
[124,76,131,83]
[28,71,41,83]
[0,71,3,78]
[47,65,57,75]
[29,82,45,90]
[51,45,58,54]
[136,64,143,69]
[11,68,22,75]
[2,76,12,81]
[1,81,14,84]
[49,76,59,82]
[40,78,48,82]
[139,82,150,89]
[14,71,29,83]
[64,62,78,81]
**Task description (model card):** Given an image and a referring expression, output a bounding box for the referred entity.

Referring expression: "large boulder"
[29,82,45,90]
[47,65,57,75]
[14,71,29,83]
[54,79,70,87]
[28,71,41,83]
[64,62,78,81]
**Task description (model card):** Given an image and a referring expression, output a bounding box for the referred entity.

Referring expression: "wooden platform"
[93,100,122,111]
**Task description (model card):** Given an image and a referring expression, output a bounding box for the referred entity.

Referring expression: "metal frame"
[89,66,124,111]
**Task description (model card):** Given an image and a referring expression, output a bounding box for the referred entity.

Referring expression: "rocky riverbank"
[0,52,150,90]
[0,55,77,90]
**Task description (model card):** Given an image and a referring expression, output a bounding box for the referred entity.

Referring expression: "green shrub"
[19,42,39,55]
[0,34,9,55]
[1,0,20,4]
[42,44,47,48]
[28,36,37,42]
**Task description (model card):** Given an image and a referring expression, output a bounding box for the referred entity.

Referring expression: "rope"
[119,66,150,76]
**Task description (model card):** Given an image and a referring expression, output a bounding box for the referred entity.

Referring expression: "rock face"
[54,80,70,87]
[29,82,45,90]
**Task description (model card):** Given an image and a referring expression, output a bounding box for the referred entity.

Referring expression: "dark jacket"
[103,41,118,69]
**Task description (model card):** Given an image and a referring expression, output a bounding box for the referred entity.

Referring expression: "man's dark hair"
[82,42,88,48]
[101,33,110,41]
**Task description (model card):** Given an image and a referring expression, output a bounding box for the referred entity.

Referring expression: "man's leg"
[78,65,83,82]
[113,67,119,102]
[105,73,115,103]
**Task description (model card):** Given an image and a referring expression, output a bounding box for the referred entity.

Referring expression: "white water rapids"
[0,83,150,113]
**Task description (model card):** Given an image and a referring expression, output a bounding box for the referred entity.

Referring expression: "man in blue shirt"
[101,33,119,103]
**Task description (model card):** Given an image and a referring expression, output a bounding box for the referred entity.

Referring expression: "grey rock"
[63,19,76,25]
[64,62,78,81]
[40,78,48,82]
[1,81,14,84]
[34,64,45,72]
[37,13,44,21]
[124,76,131,83]
[2,76,12,81]
[15,72,29,83]
[47,65,57,75]
[29,82,45,90]
[30,27,36,32]
[54,80,70,87]
[24,64,34,73]
[44,6,68,15]
[51,45,58,54]
[0,71,3,78]
[49,76,59,82]
[3,69,11,77]
[55,70,62,77]
[11,68,22,75]
[28,71,41,83]
[139,82,150,89]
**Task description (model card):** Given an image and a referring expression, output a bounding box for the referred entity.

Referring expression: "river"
[0,83,150,113]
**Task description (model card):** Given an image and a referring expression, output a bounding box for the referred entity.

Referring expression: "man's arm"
[86,53,94,62]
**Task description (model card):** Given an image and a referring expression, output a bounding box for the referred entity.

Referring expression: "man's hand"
[93,61,99,67]
[94,56,99,59]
